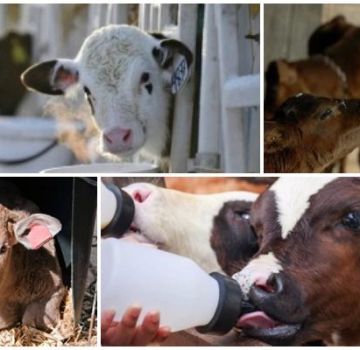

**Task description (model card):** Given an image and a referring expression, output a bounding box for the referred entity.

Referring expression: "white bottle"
[101,239,246,334]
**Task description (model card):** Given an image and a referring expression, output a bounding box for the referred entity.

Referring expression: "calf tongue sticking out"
[237,311,280,329]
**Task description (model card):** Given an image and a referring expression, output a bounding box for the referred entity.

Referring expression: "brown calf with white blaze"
[233,177,360,345]
[122,182,259,274]
[0,181,65,330]
[264,93,360,172]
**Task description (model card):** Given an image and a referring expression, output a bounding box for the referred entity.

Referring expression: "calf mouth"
[237,310,302,345]
[123,225,163,249]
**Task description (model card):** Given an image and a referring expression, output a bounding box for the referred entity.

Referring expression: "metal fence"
[0,3,260,173]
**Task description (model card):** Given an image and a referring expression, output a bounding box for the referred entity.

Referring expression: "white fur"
[123,183,258,273]
[271,177,335,239]
[63,25,172,162]
[232,252,283,298]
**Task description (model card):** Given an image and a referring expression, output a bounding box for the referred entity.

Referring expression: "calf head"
[122,182,258,273]
[0,205,61,268]
[265,94,360,158]
[265,59,347,119]
[308,16,353,56]
[234,177,360,345]
[21,25,193,159]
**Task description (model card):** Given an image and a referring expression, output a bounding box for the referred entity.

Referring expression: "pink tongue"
[237,311,280,329]
[27,225,52,249]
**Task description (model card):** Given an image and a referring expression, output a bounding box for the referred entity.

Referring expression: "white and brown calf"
[122,182,259,274]
[234,177,360,346]
[0,181,65,330]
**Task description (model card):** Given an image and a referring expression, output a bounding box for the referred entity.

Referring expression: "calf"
[0,181,65,330]
[264,93,360,172]
[21,25,192,164]
[122,182,258,273]
[265,17,360,119]
[233,177,360,345]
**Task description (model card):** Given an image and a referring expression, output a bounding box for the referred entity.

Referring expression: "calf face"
[265,94,360,172]
[0,188,64,331]
[21,25,192,160]
[122,183,258,273]
[234,177,360,345]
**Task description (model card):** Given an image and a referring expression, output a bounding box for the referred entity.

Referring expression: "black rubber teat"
[101,184,135,238]
[196,272,257,335]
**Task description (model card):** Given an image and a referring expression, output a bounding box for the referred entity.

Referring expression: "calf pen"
[0,177,97,346]
[0,3,260,173]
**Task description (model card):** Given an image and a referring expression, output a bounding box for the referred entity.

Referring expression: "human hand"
[101,306,170,346]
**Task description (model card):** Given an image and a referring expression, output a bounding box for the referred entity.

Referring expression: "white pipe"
[170,4,198,172]
[223,74,260,108]
[196,5,221,170]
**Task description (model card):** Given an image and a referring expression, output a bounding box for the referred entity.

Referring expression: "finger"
[152,326,171,344]
[132,310,160,346]
[101,310,115,332]
[102,306,141,345]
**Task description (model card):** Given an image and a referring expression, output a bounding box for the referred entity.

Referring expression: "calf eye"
[0,246,7,254]
[234,210,250,220]
[319,109,332,120]
[342,211,360,231]
[286,110,296,119]
[140,73,153,95]
[140,72,150,83]
[83,86,95,113]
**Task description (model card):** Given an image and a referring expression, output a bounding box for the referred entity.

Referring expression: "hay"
[0,283,97,346]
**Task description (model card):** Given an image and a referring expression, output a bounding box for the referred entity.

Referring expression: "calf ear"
[152,39,193,94]
[13,214,62,250]
[276,60,297,86]
[21,59,79,95]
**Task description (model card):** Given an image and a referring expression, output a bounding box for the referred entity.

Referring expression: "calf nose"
[250,273,284,304]
[103,127,133,151]
[126,184,152,204]
[249,272,308,324]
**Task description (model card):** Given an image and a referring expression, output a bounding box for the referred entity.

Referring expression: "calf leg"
[22,287,66,330]
[0,301,21,329]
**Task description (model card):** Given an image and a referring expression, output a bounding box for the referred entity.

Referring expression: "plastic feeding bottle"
[101,182,135,237]
[101,239,251,334]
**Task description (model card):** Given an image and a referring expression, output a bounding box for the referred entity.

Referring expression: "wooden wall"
[265,4,360,67]
[264,4,322,67]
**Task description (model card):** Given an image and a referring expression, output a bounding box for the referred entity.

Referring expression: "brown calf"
[264,93,360,172]
[265,16,360,118]
[0,181,65,330]
[234,177,360,345]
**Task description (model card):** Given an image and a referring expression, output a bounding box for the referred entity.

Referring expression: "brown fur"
[0,182,64,330]
[210,200,258,275]
[250,178,360,345]
[264,94,360,172]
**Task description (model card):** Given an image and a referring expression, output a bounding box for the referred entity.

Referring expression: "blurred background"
[265,4,360,65]
[0,4,260,173]
[264,4,360,172]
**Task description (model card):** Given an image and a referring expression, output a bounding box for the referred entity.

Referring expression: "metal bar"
[169,4,198,172]
[195,4,221,170]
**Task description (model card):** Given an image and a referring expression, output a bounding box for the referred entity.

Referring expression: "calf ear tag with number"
[171,54,190,94]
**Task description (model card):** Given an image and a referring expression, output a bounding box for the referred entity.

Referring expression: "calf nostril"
[253,273,283,295]
[104,134,113,145]
[132,188,151,203]
[122,129,132,143]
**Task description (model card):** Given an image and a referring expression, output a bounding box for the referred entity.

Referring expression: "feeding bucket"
[43,162,160,173]
[0,116,76,173]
